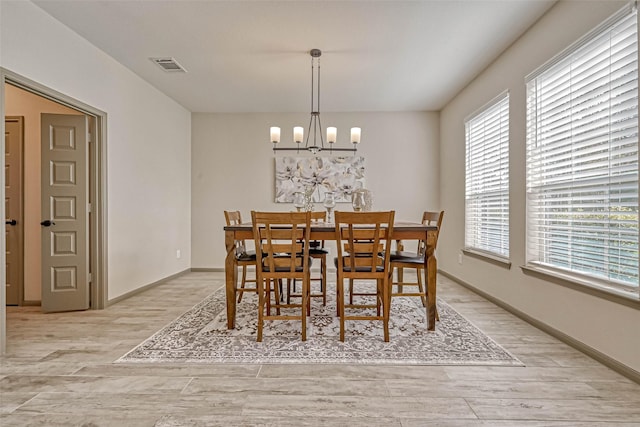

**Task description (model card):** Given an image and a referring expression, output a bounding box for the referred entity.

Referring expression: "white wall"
[439,0,640,373]
[1,1,192,300]
[191,111,439,268]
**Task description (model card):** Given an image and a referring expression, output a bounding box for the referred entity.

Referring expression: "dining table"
[223,220,439,331]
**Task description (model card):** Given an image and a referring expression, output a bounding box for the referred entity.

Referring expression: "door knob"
[40,220,56,227]
[5,219,17,226]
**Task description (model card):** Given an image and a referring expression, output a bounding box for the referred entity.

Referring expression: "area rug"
[117,283,522,366]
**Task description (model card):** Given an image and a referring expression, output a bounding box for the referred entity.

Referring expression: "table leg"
[225,230,238,329]
[425,231,437,331]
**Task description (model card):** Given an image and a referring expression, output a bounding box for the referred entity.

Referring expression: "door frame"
[5,116,24,306]
[0,68,108,354]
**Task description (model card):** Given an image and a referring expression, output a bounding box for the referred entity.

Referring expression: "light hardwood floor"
[1,271,639,426]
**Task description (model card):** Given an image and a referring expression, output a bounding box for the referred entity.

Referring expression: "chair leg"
[257,278,265,342]
[274,279,282,315]
[349,279,354,305]
[301,277,308,341]
[338,277,345,342]
[382,278,390,342]
[308,281,312,317]
[417,268,427,308]
[265,279,272,316]
[321,256,327,306]
[336,279,341,317]
[376,279,381,317]
[397,267,404,293]
[237,265,248,303]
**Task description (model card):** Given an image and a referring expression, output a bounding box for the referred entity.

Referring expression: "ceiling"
[33,0,555,113]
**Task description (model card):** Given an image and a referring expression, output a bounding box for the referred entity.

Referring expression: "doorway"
[5,85,89,308]
[1,69,107,353]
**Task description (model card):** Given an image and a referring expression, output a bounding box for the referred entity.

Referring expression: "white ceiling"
[33,0,555,113]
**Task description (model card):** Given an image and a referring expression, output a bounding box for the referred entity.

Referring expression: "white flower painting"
[275,156,365,203]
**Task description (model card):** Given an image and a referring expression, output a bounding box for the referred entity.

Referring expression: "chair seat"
[341,266,386,273]
[309,248,329,255]
[390,251,424,264]
[237,250,257,261]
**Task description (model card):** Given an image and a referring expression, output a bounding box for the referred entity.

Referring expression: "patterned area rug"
[117,283,522,365]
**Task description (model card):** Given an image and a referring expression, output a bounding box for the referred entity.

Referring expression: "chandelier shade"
[270,49,360,154]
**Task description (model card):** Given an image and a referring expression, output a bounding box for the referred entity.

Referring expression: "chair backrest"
[335,211,395,276]
[310,211,327,223]
[251,211,311,277]
[308,211,327,248]
[417,210,444,256]
[224,210,248,255]
[224,210,242,226]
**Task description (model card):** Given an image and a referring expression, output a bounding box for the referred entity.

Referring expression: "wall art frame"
[274,156,365,203]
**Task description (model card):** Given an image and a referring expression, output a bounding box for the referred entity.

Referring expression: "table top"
[224,221,437,232]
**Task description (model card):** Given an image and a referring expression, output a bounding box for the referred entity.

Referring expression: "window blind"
[526,8,639,294]
[465,93,510,258]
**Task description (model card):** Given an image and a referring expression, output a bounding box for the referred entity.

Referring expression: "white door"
[5,117,24,306]
[41,113,89,312]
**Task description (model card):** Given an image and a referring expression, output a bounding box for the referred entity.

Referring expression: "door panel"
[41,113,89,312]
[5,117,24,306]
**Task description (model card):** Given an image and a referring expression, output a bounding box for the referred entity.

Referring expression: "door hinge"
[87,203,92,213]
[88,273,92,284]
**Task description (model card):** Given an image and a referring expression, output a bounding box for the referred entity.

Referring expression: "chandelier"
[270,49,360,154]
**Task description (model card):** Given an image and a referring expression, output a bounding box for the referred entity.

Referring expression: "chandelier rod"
[311,53,315,114]
[305,51,325,150]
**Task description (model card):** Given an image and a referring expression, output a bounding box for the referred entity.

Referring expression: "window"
[526,6,639,297]
[465,93,510,259]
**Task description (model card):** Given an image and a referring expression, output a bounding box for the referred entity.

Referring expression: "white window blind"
[465,93,510,258]
[526,7,639,295]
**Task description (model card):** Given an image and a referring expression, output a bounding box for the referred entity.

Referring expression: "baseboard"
[106,269,191,306]
[21,300,40,307]
[439,269,640,385]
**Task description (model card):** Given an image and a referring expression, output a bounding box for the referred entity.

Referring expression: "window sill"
[520,264,640,309]
[462,248,511,269]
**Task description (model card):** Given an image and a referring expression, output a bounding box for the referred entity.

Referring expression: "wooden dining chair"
[390,210,444,319]
[334,211,395,342]
[224,210,257,303]
[287,210,328,313]
[252,211,312,342]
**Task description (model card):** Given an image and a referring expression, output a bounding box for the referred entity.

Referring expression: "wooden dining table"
[223,221,439,331]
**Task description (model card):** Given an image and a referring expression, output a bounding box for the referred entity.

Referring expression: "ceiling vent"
[150,57,187,73]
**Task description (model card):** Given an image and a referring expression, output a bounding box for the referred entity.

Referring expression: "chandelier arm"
[273,147,316,152]
[306,114,314,149]
[323,148,357,153]
[317,112,325,150]
[313,115,317,149]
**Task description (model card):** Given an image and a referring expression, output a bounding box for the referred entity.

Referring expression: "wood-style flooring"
[1,271,639,426]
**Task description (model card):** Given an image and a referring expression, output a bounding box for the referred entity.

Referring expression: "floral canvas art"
[275,156,365,203]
